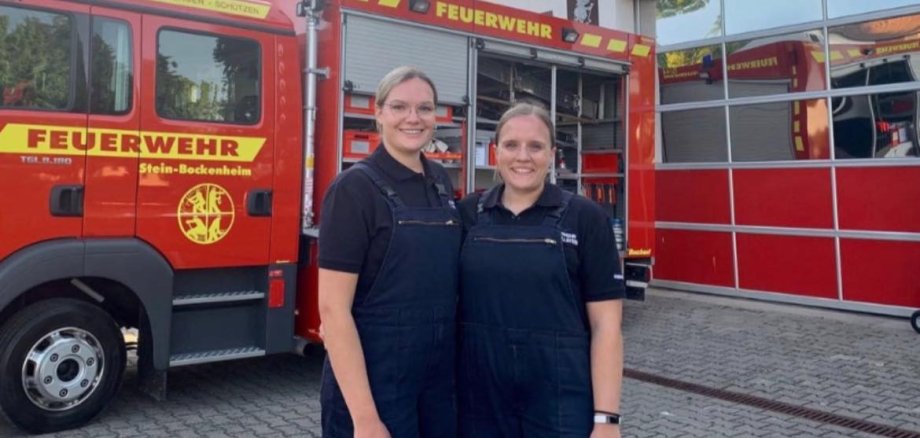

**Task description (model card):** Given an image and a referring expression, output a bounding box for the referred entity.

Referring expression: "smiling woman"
[456,102,627,438]
[493,103,556,213]
[374,74,438,171]
[317,66,461,438]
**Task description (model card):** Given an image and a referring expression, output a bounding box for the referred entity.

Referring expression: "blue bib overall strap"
[459,187,592,438]
[434,182,457,210]
[358,161,407,208]
[321,162,460,438]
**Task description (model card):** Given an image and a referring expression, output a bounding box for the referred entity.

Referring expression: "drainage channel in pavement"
[625,368,920,438]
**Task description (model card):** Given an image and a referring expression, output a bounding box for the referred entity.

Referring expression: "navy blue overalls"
[458,188,593,437]
[321,162,461,438]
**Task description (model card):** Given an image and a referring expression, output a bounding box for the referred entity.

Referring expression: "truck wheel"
[0,298,126,434]
[911,310,920,334]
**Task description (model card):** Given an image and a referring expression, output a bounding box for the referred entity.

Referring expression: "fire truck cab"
[0,0,655,433]
[831,49,920,159]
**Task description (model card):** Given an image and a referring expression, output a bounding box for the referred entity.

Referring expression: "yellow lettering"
[627,248,652,257]
[527,20,539,37]
[486,12,497,28]
[459,6,473,23]
[147,0,269,19]
[877,41,919,55]
[0,124,266,162]
[197,138,217,155]
[443,5,550,40]
[50,131,67,149]
[100,133,117,152]
[144,135,175,154]
[140,162,175,175]
[27,129,46,148]
[177,137,194,155]
[122,134,140,153]
[221,139,239,157]
[728,56,779,72]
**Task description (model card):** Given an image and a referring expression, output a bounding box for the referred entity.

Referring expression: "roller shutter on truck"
[661,81,790,162]
[728,81,793,161]
[343,14,469,105]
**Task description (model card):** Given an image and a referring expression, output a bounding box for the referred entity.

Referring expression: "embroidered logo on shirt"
[560,231,578,246]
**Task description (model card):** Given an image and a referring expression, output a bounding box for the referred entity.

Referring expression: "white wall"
[480,0,636,33]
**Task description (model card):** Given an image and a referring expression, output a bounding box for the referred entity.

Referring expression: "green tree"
[212,37,259,122]
[91,32,116,112]
[156,34,257,122]
[656,0,710,18]
[0,9,71,109]
[156,53,221,120]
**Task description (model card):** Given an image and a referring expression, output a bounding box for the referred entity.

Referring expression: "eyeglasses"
[382,102,436,118]
[499,141,551,155]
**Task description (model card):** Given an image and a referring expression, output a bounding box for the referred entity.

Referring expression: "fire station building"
[650,1,920,316]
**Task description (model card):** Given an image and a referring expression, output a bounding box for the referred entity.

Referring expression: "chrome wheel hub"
[22,327,105,411]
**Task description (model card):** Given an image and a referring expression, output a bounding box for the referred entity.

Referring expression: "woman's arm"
[587,299,624,438]
[318,268,390,437]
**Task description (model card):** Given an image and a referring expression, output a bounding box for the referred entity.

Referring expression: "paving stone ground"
[2,288,919,437]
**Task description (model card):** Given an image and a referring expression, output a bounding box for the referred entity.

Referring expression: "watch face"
[593,414,621,424]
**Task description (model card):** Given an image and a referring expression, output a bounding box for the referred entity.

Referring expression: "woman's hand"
[354,417,392,438]
[590,423,621,438]
[587,300,624,438]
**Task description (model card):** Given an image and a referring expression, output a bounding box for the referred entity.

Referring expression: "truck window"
[156,29,260,124]
[91,17,132,115]
[0,6,74,110]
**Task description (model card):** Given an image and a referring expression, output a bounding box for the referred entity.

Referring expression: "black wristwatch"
[593,412,621,425]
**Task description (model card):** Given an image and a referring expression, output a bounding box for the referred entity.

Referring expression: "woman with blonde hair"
[318,66,459,438]
[457,102,625,438]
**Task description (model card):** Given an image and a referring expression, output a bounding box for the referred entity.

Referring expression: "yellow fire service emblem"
[177,184,235,245]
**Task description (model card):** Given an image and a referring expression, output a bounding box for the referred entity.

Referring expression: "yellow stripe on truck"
[631,44,651,57]
[580,34,602,48]
[607,39,627,53]
[149,0,271,19]
[0,124,266,163]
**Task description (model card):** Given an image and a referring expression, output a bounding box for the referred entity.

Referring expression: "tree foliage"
[659,45,722,69]
[0,8,72,109]
[657,0,710,19]
[156,33,258,123]
[156,52,224,121]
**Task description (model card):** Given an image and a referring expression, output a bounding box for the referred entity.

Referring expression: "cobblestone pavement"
[2,288,919,437]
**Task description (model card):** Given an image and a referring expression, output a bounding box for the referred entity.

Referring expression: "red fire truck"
[0,0,655,432]
[659,32,920,161]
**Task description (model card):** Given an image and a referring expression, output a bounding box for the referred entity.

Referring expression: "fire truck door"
[0,1,90,259]
[84,6,141,237]
[136,15,275,269]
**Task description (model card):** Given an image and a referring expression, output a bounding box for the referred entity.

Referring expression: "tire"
[911,310,920,335]
[0,298,126,434]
